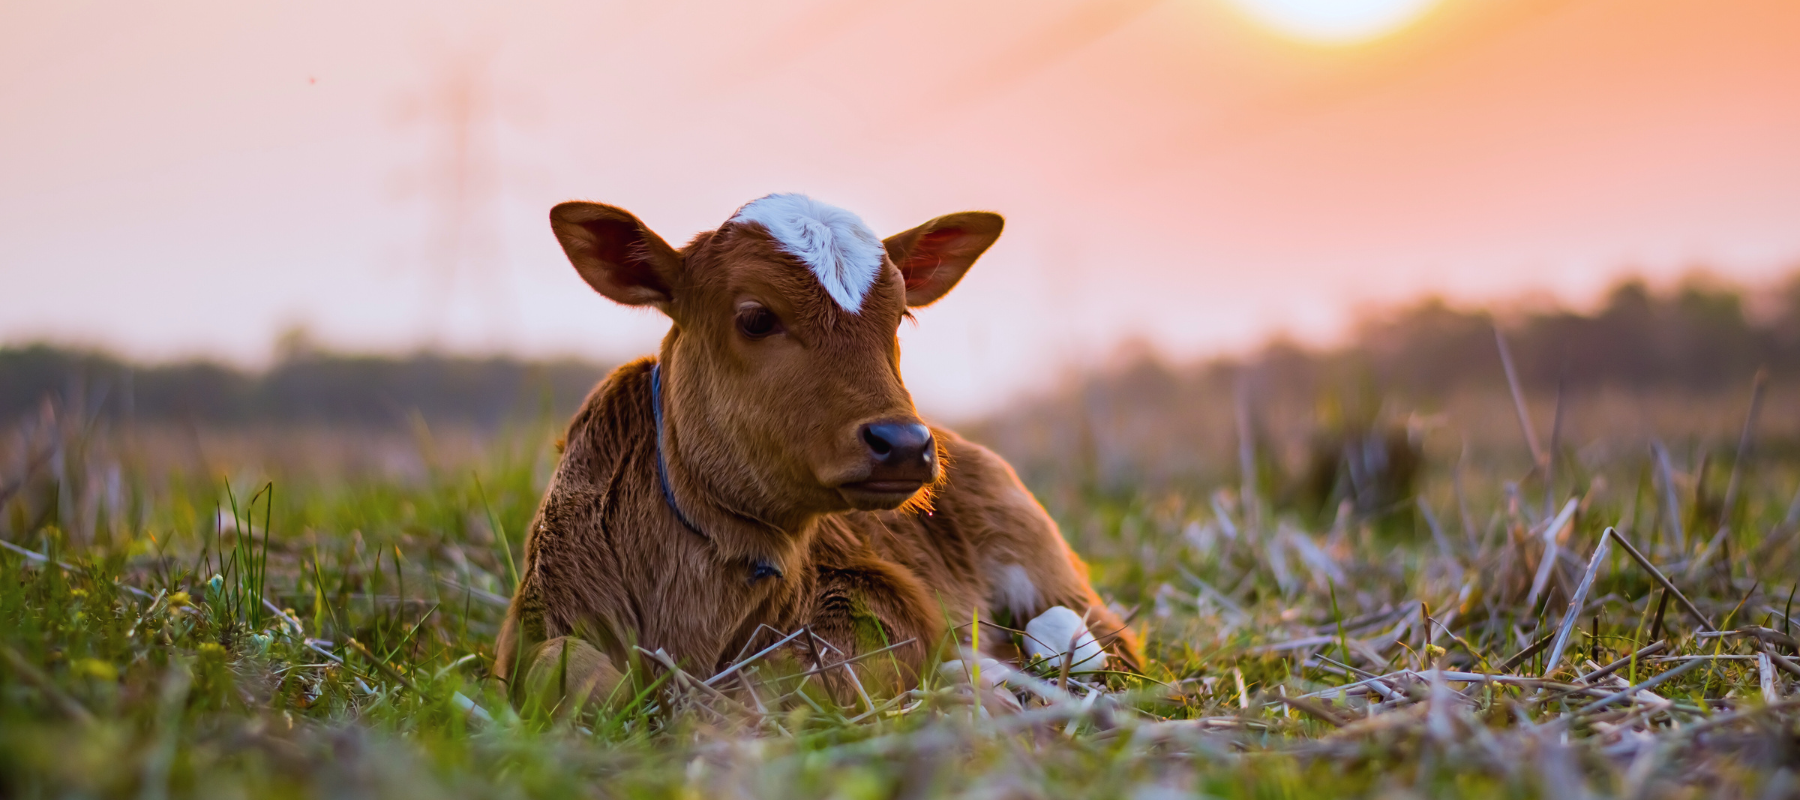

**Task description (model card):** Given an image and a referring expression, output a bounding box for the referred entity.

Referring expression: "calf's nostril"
[862,426,894,456]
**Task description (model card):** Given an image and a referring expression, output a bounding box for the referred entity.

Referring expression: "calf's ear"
[550,202,681,307]
[883,211,1003,307]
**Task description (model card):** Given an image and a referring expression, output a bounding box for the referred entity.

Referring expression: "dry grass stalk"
[1492,326,1546,469]
[703,628,806,687]
[348,637,422,695]
[1273,693,1347,727]
[1541,527,1614,677]
[1756,643,1800,679]
[1651,440,1688,554]
[1577,657,1707,714]
[1716,369,1767,534]
[1576,640,1667,684]
[1525,498,1579,609]
[634,645,751,719]
[1680,697,1800,736]
[1760,651,1781,703]
[1607,529,1716,631]
[1497,633,1556,673]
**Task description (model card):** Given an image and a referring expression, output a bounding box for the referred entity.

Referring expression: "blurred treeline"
[972,272,1800,509]
[0,334,610,431]
[1348,274,1799,396]
[4,272,1798,490]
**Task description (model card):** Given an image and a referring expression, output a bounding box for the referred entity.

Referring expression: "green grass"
[2,403,1798,799]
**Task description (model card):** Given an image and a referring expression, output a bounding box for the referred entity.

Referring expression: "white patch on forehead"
[729,193,886,314]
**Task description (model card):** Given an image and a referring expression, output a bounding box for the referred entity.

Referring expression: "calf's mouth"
[830,419,937,509]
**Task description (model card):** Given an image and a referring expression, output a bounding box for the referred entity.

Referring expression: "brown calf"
[497,194,1141,708]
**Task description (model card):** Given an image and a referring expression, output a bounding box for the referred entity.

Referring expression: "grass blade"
[1542,527,1613,677]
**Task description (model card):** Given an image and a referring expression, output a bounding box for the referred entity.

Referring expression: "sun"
[1223,0,1441,44]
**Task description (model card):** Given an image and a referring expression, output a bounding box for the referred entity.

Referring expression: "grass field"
[3,375,1798,799]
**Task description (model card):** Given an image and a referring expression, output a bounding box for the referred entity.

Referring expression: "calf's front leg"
[802,558,943,703]
[514,636,626,717]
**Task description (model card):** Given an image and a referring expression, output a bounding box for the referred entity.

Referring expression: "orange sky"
[4,0,1799,417]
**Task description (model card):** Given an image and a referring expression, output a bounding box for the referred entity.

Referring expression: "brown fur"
[497,198,1142,709]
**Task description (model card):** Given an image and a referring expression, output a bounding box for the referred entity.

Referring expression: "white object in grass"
[1023,606,1106,673]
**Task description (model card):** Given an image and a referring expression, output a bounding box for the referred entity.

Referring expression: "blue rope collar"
[651,363,782,584]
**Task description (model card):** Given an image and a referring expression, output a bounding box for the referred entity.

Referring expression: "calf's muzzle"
[853,421,936,491]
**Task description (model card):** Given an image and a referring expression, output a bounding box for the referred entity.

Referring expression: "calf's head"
[550,194,1002,524]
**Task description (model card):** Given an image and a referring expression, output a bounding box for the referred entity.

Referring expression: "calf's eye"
[736,304,782,339]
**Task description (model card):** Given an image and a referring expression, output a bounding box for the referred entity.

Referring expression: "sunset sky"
[4,0,1799,417]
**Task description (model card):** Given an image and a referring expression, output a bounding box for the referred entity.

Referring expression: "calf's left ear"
[883,212,1003,307]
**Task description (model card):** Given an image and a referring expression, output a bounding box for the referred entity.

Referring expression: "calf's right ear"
[550,202,681,307]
